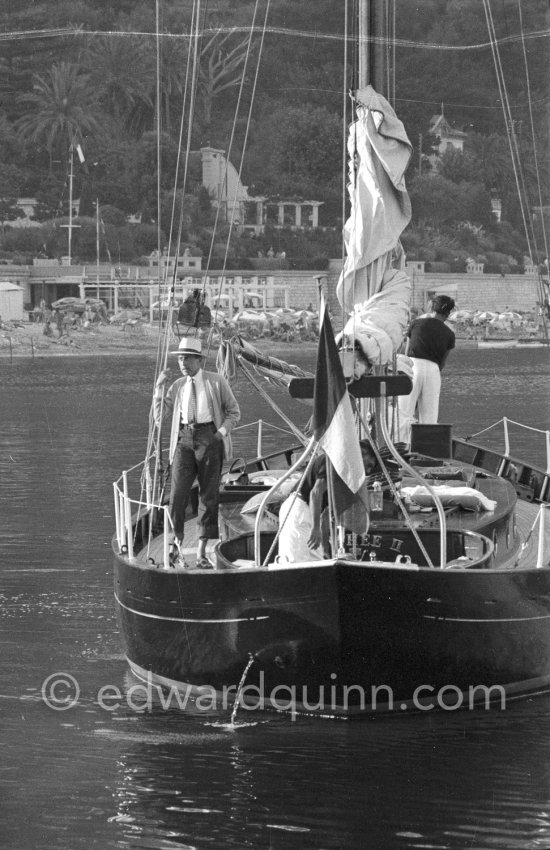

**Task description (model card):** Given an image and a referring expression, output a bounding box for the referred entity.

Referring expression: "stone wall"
[322,260,543,316]
[4,259,546,315]
[408,271,542,314]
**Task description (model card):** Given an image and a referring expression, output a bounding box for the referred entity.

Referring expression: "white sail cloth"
[336,268,411,366]
[336,85,413,366]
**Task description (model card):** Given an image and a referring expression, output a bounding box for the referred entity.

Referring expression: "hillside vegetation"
[0,0,548,269]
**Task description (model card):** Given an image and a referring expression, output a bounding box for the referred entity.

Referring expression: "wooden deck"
[133,494,549,572]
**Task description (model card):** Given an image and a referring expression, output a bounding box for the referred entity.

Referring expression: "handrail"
[466,416,550,473]
[537,504,548,569]
[377,381,448,568]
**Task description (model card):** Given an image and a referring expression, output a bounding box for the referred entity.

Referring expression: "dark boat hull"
[113,549,550,715]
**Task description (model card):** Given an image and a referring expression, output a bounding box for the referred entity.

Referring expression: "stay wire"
[202,0,271,362]
[517,0,549,266]
[482,0,534,259]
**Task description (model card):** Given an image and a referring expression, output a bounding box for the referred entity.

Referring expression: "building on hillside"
[147,247,202,275]
[5,147,323,236]
[200,146,323,234]
[427,108,468,168]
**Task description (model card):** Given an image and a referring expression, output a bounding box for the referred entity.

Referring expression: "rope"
[237,359,308,445]
[216,339,239,383]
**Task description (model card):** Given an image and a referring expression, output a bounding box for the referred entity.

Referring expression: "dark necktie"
[188,378,197,424]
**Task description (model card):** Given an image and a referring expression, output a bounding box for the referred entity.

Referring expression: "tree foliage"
[0,0,545,263]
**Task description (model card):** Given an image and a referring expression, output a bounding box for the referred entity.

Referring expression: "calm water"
[1,347,549,850]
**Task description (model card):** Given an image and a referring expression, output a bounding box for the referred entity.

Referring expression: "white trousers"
[398,358,441,443]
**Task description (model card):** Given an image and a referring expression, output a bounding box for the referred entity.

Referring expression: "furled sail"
[336,85,413,366]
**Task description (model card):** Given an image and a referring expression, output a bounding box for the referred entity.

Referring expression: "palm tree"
[15,62,104,171]
[199,28,251,131]
[83,35,154,135]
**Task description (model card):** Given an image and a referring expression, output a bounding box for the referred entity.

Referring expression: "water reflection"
[0,350,549,849]
[96,696,550,849]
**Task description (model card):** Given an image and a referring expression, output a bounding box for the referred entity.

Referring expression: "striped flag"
[312,295,366,496]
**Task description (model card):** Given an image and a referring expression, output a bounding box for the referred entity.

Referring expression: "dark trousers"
[169,423,223,541]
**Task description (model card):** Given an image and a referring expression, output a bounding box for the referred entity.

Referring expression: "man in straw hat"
[153,336,240,568]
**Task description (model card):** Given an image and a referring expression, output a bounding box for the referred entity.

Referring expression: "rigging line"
[187,22,256,294]
[484,0,533,257]
[151,3,205,507]
[340,0,349,336]
[148,2,203,496]
[200,7,272,361]
[153,0,164,383]
[260,86,549,108]
[207,0,270,334]
[158,0,204,373]
[164,0,202,308]
[237,359,308,445]
[391,0,396,108]
[6,26,549,51]
[518,0,549,266]
[482,0,532,258]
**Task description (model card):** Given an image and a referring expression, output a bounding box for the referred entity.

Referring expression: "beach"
[0,318,315,360]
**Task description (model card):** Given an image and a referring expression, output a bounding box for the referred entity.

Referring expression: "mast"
[358,0,388,93]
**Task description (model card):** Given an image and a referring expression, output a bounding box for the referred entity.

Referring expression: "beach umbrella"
[499,311,523,325]
[473,311,498,325]
[449,310,471,323]
[51,297,87,313]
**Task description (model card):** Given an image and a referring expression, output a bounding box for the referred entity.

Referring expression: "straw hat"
[170,336,203,356]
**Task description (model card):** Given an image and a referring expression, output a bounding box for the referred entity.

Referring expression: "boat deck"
[131,479,549,572]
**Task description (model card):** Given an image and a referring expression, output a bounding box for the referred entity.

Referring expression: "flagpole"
[60,140,82,265]
[325,463,338,557]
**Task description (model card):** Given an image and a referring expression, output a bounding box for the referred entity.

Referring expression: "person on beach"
[153,336,240,568]
[398,294,456,444]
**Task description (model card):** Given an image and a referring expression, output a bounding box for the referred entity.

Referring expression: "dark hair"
[432,295,455,316]
[354,342,370,364]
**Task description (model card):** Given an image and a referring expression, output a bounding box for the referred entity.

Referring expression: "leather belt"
[179,422,214,431]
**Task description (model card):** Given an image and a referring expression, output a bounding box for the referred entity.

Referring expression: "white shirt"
[180,370,213,425]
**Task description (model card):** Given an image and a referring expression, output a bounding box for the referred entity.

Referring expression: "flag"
[312,294,366,500]
[75,144,85,164]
